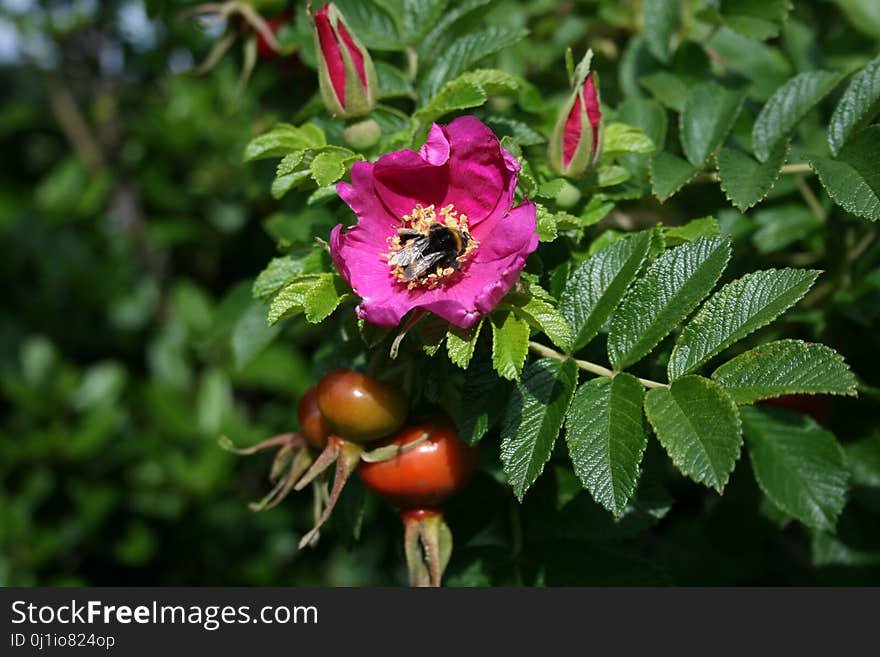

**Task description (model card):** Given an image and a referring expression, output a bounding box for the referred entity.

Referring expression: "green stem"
[527,341,667,389]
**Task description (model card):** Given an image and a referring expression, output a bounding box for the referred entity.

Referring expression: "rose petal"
[438,116,518,226]
[418,123,451,165]
[336,161,399,234]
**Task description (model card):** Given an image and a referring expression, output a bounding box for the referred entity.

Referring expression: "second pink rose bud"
[548,59,603,178]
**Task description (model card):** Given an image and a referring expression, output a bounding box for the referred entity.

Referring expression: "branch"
[527,341,667,389]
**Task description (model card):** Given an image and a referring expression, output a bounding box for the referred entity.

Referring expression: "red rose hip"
[316,369,408,443]
[358,423,478,509]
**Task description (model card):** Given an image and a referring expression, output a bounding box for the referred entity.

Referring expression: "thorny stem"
[527,341,667,389]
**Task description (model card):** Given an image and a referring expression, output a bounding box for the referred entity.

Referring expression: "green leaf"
[456,356,510,444]
[663,217,721,245]
[399,0,448,44]
[334,0,403,51]
[418,27,526,101]
[446,320,483,370]
[680,81,748,168]
[376,61,415,99]
[617,98,668,151]
[513,296,573,353]
[415,69,520,122]
[751,203,822,253]
[644,375,742,491]
[244,123,325,161]
[717,140,789,211]
[669,268,819,379]
[742,406,848,531]
[608,236,731,370]
[252,250,324,301]
[418,0,492,57]
[602,123,655,157]
[718,0,792,40]
[267,274,345,325]
[309,151,348,187]
[812,125,880,222]
[833,0,880,39]
[752,71,844,162]
[560,232,652,352]
[828,54,880,155]
[491,311,530,380]
[535,204,558,242]
[712,340,857,404]
[500,358,578,500]
[643,0,682,63]
[565,374,647,515]
[650,152,699,201]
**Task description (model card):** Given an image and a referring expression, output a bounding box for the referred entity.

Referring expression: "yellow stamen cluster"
[383,203,479,290]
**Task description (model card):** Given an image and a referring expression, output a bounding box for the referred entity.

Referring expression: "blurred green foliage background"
[1,0,879,586]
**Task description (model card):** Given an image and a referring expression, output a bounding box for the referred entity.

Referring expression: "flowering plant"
[331,116,537,329]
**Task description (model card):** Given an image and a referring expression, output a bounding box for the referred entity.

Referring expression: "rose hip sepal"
[358,422,478,586]
[331,116,538,330]
[219,432,314,512]
[312,3,378,118]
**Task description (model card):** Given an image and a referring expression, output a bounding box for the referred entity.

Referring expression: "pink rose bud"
[312,3,378,119]
[549,71,603,177]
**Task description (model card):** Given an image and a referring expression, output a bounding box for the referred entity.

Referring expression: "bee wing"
[388,235,429,268]
[401,252,446,281]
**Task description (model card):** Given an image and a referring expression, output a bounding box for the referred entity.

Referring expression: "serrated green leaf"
[602,122,656,157]
[513,296,573,352]
[302,275,345,323]
[663,217,721,245]
[399,0,448,44]
[535,204,558,242]
[309,151,348,187]
[271,170,311,199]
[244,123,325,161]
[712,340,857,404]
[418,0,492,58]
[680,81,748,168]
[812,125,880,222]
[252,250,325,300]
[643,0,682,63]
[719,0,792,40]
[446,320,482,369]
[491,311,530,380]
[645,375,743,491]
[717,140,789,211]
[752,70,844,162]
[455,355,510,445]
[565,373,647,515]
[651,151,699,201]
[669,268,819,379]
[742,406,848,530]
[419,27,526,101]
[828,54,880,155]
[415,68,520,122]
[268,274,344,325]
[608,236,731,370]
[500,358,578,500]
[560,232,652,353]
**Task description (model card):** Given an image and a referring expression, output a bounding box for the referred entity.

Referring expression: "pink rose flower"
[331,116,538,329]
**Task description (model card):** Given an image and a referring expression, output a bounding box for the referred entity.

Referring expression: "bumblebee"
[388,223,470,282]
